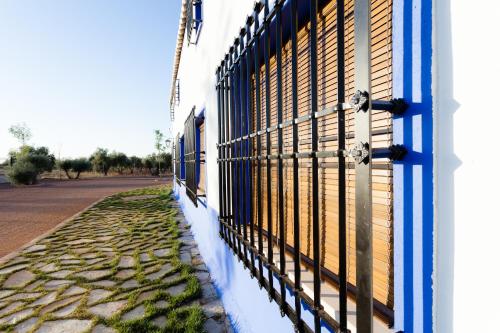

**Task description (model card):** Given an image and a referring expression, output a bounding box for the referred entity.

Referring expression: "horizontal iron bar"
[372,98,408,115]
[319,128,391,143]
[269,230,395,326]
[216,100,394,145]
[372,145,407,161]
[219,218,344,333]
[217,145,406,162]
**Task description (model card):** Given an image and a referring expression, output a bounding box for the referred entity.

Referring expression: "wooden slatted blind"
[175,133,181,184]
[198,122,206,194]
[252,0,394,311]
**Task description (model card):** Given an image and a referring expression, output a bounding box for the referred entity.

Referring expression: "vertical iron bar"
[253,2,265,287]
[239,29,249,266]
[217,67,224,239]
[354,0,373,331]
[309,0,322,331]
[263,0,274,300]
[222,60,229,243]
[336,0,347,331]
[274,0,287,315]
[246,16,256,277]
[290,0,303,330]
[233,40,243,261]
[229,47,238,253]
[224,56,232,247]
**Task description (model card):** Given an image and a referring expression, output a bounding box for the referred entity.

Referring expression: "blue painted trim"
[392,0,433,332]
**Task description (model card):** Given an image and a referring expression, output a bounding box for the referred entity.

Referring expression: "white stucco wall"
[171,1,294,332]
[434,0,500,332]
[172,0,257,212]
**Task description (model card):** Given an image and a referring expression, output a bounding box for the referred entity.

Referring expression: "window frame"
[195,112,206,195]
[184,108,197,205]
[186,0,203,45]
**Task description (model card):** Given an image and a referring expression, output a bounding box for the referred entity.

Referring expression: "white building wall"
[171,0,500,331]
[173,0,257,212]
[171,1,294,332]
[434,0,500,332]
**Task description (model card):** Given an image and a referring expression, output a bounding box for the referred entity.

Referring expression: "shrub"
[14,146,55,174]
[7,159,38,185]
[7,145,55,185]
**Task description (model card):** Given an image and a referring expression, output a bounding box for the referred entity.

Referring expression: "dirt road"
[0,176,169,258]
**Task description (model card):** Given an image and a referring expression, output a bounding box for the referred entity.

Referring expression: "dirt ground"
[0,176,170,258]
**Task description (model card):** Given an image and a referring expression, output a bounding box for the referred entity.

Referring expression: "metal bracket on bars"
[351,90,369,112]
[350,142,370,164]
[351,90,408,115]
[347,143,408,163]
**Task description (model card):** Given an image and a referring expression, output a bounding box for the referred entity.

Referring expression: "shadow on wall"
[434,0,461,332]
[393,0,459,332]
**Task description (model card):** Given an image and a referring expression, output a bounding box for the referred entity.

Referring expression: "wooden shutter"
[175,133,181,184]
[198,122,206,194]
[184,109,197,205]
[252,0,394,311]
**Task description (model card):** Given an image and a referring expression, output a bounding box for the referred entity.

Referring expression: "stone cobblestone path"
[0,186,230,333]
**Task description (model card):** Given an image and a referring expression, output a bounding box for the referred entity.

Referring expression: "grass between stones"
[0,186,207,333]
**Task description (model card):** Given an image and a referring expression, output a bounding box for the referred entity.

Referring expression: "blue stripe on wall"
[392,0,433,332]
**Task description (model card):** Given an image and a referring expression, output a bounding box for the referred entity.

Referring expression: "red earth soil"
[0,176,170,258]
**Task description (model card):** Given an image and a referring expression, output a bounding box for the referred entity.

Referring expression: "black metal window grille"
[196,118,207,195]
[174,133,181,185]
[185,108,198,205]
[186,0,203,45]
[216,1,406,332]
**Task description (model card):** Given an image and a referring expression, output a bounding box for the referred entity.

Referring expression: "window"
[216,0,405,331]
[184,109,197,205]
[174,134,186,184]
[182,107,205,206]
[196,112,206,195]
[180,136,185,180]
[186,0,203,45]
[174,134,181,184]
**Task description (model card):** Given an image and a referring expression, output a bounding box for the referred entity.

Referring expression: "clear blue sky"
[0,0,180,159]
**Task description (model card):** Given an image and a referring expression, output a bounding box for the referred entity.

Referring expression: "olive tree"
[89,148,110,176]
[8,123,32,146]
[71,158,92,179]
[109,152,130,174]
[154,130,166,175]
[143,155,155,175]
[59,159,74,179]
[129,156,142,174]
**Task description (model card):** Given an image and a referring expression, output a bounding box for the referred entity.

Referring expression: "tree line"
[59,148,172,179]
[4,123,171,185]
